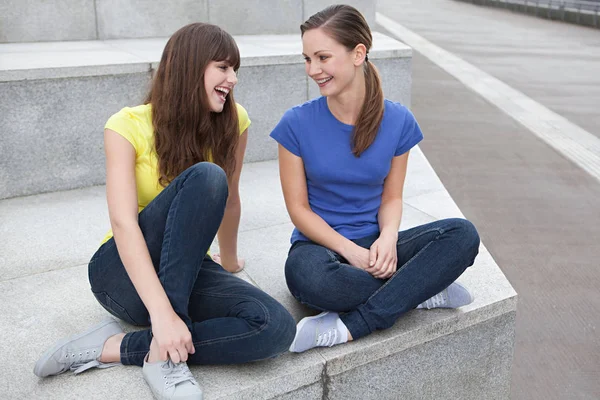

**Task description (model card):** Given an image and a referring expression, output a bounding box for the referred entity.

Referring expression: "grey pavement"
[376,1,600,399]
[378,0,600,140]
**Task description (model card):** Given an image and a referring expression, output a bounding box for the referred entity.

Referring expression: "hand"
[342,243,372,271]
[212,253,245,273]
[365,232,398,279]
[151,312,195,363]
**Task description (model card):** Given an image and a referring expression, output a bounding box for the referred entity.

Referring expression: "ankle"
[147,337,164,363]
[99,333,125,363]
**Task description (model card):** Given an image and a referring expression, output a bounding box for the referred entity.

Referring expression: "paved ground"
[377,1,600,399]
[380,0,600,140]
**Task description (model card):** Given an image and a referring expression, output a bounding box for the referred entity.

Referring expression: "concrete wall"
[0,0,379,43]
[0,33,411,199]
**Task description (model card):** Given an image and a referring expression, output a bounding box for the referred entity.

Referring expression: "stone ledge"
[0,33,412,82]
[0,149,517,399]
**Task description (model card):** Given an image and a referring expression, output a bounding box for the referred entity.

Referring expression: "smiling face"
[302,28,360,98]
[204,60,238,112]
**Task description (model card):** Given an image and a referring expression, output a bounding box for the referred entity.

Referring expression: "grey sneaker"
[143,355,203,400]
[417,282,474,309]
[33,318,123,377]
[289,311,348,353]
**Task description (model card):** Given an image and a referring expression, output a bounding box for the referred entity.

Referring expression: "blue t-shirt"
[270,96,423,244]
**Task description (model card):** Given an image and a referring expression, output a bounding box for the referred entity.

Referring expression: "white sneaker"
[142,355,203,400]
[417,282,474,309]
[289,311,348,353]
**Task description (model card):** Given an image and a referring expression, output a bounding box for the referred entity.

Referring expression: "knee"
[446,218,480,261]
[186,162,228,199]
[265,304,296,356]
[247,298,295,359]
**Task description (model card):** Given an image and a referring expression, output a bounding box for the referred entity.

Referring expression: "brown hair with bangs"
[301,5,384,157]
[146,23,241,186]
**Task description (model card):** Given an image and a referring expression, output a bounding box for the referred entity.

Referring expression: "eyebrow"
[301,50,330,57]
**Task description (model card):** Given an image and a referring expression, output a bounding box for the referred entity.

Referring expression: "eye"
[218,65,228,70]
[303,56,311,63]
[319,55,328,61]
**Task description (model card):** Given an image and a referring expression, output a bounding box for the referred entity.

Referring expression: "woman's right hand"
[342,243,372,271]
[151,312,195,363]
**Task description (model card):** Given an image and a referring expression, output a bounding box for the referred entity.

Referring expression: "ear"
[353,43,368,66]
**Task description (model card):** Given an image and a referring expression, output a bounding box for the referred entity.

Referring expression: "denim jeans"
[88,162,296,366]
[285,218,480,340]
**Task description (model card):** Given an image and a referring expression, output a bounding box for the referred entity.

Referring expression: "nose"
[306,61,321,78]
[228,69,238,85]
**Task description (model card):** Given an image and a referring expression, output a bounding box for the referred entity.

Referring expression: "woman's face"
[302,28,357,98]
[204,61,238,112]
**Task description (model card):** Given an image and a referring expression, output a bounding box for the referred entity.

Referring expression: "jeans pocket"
[92,291,140,326]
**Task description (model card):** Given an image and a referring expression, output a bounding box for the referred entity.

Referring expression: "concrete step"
[0,149,517,399]
[0,0,376,43]
[0,33,411,200]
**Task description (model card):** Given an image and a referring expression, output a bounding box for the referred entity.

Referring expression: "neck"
[327,72,366,126]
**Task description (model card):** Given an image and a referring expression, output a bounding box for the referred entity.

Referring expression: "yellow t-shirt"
[101,103,251,244]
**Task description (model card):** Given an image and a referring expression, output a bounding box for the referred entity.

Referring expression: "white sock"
[335,317,349,343]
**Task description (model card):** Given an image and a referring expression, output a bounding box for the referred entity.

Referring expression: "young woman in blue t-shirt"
[270,5,481,352]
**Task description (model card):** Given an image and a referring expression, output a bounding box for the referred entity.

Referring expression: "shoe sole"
[33,318,121,377]
[289,311,330,353]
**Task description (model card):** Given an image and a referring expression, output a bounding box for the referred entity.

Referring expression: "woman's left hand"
[365,233,398,279]
[212,254,245,273]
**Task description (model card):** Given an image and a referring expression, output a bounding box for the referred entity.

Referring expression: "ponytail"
[352,60,384,156]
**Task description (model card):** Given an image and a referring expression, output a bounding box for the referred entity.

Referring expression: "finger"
[169,347,181,364]
[377,257,394,279]
[385,259,398,278]
[186,340,195,355]
[159,346,169,362]
[178,344,188,362]
[369,245,378,267]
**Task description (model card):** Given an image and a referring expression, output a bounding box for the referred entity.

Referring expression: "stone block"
[0,72,150,199]
[326,312,515,400]
[0,0,97,43]
[209,0,303,35]
[96,0,209,40]
[234,63,308,163]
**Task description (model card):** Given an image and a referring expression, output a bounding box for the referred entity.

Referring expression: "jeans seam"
[190,292,271,346]
[397,227,444,246]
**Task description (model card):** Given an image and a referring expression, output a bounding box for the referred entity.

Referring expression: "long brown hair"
[146,23,241,186]
[301,5,384,157]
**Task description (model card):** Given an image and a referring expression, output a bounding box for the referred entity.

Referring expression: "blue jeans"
[88,162,296,366]
[285,218,480,340]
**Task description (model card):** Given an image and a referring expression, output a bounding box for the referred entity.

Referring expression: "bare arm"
[104,129,193,362]
[367,151,410,278]
[278,145,371,269]
[216,129,248,272]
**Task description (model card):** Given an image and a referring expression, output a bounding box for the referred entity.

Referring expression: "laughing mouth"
[215,86,230,101]
[316,77,333,85]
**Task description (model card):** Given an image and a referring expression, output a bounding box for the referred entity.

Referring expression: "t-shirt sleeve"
[395,108,424,156]
[104,108,141,155]
[236,103,251,134]
[269,108,301,157]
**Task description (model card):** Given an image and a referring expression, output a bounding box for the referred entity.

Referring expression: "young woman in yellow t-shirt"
[34,23,295,399]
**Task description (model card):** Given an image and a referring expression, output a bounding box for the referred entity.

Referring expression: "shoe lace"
[316,328,339,347]
[67,349,119,374]
[423,289,448,309]
[162,361,197,389]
